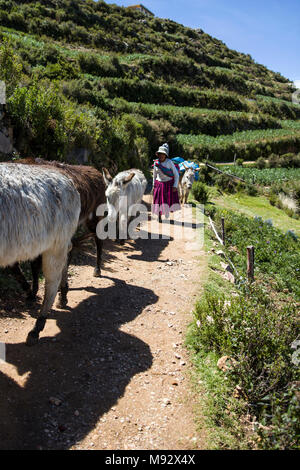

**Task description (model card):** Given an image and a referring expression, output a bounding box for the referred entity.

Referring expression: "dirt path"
[0,200,207,450]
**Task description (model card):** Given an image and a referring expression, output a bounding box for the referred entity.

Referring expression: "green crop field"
[178,127,300,146]
[176,128,300,161]
[219,167,300,185]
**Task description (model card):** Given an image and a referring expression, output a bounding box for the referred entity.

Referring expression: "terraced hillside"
[0,0,300,169]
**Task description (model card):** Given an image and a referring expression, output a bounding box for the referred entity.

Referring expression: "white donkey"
[102,168,147,242]
[0,164,81,345]
[179,166,198,204]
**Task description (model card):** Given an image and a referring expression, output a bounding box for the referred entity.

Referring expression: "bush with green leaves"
[8,81,66,158]
[261,153,300,169]
[109,113,150,173]
[243,183,258,196]
[33,57,80,80]
[191,181,209,204]
[258,384,300,450]
[212,173,239,193]
[77,53,124,78]
[7,81,112,165]
[235,158,244,166]
[256,157,267,169]
[191,289,299,449]
[0,37,22,96]
[277,153,300,168]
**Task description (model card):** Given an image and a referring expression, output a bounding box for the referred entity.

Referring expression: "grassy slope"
[213,193,300,235]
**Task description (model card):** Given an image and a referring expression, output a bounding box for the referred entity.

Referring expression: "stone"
[223,271,235,284]
[233,385,243,399]
[49,397,62,406]
[217,356,237,372]
[220,262,233,273]
[216,250,225,257]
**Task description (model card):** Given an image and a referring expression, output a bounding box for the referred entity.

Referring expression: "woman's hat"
[156,143,169,157]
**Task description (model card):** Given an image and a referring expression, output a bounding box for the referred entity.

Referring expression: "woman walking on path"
[152,143,181,222]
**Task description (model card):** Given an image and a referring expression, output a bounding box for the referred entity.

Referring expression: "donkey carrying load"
[0,164,81,345]
[10,158,107,308]
[179,163,199,204]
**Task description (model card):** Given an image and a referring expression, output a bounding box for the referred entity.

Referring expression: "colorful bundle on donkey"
[172,158,200,181]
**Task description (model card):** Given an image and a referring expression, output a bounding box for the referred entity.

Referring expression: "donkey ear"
[102,167,113,187]
[122,172,135,186]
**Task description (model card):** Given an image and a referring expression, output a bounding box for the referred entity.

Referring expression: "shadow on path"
[0,276,157,450]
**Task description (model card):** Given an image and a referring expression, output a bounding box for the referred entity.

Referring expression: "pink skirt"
[152,179,181,216]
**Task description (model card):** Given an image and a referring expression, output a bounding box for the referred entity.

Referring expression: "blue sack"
[172,157,185,164]
[179,160,200,179]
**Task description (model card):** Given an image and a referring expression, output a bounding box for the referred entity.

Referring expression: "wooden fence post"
[221,217,225,246]
[247,246,255,282]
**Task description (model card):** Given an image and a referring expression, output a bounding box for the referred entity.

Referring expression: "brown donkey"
[10,158,107,308]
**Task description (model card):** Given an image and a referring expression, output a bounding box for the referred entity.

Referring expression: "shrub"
[268,154,280,168]
[258,383,300,450]
[213,173,238,193]
[235,158,244,166]
[268,179,300,218]
[244,183,258,196]
[278,153,300,168]
[8,82,66,158]
[77,53,123,78]
[269,192,277,206]
[192,289,299,449]
[8,82,110,163]
[256,157,266,169]
[0,38,23,97]
[34,57,80,80]
[191,181,209,204]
